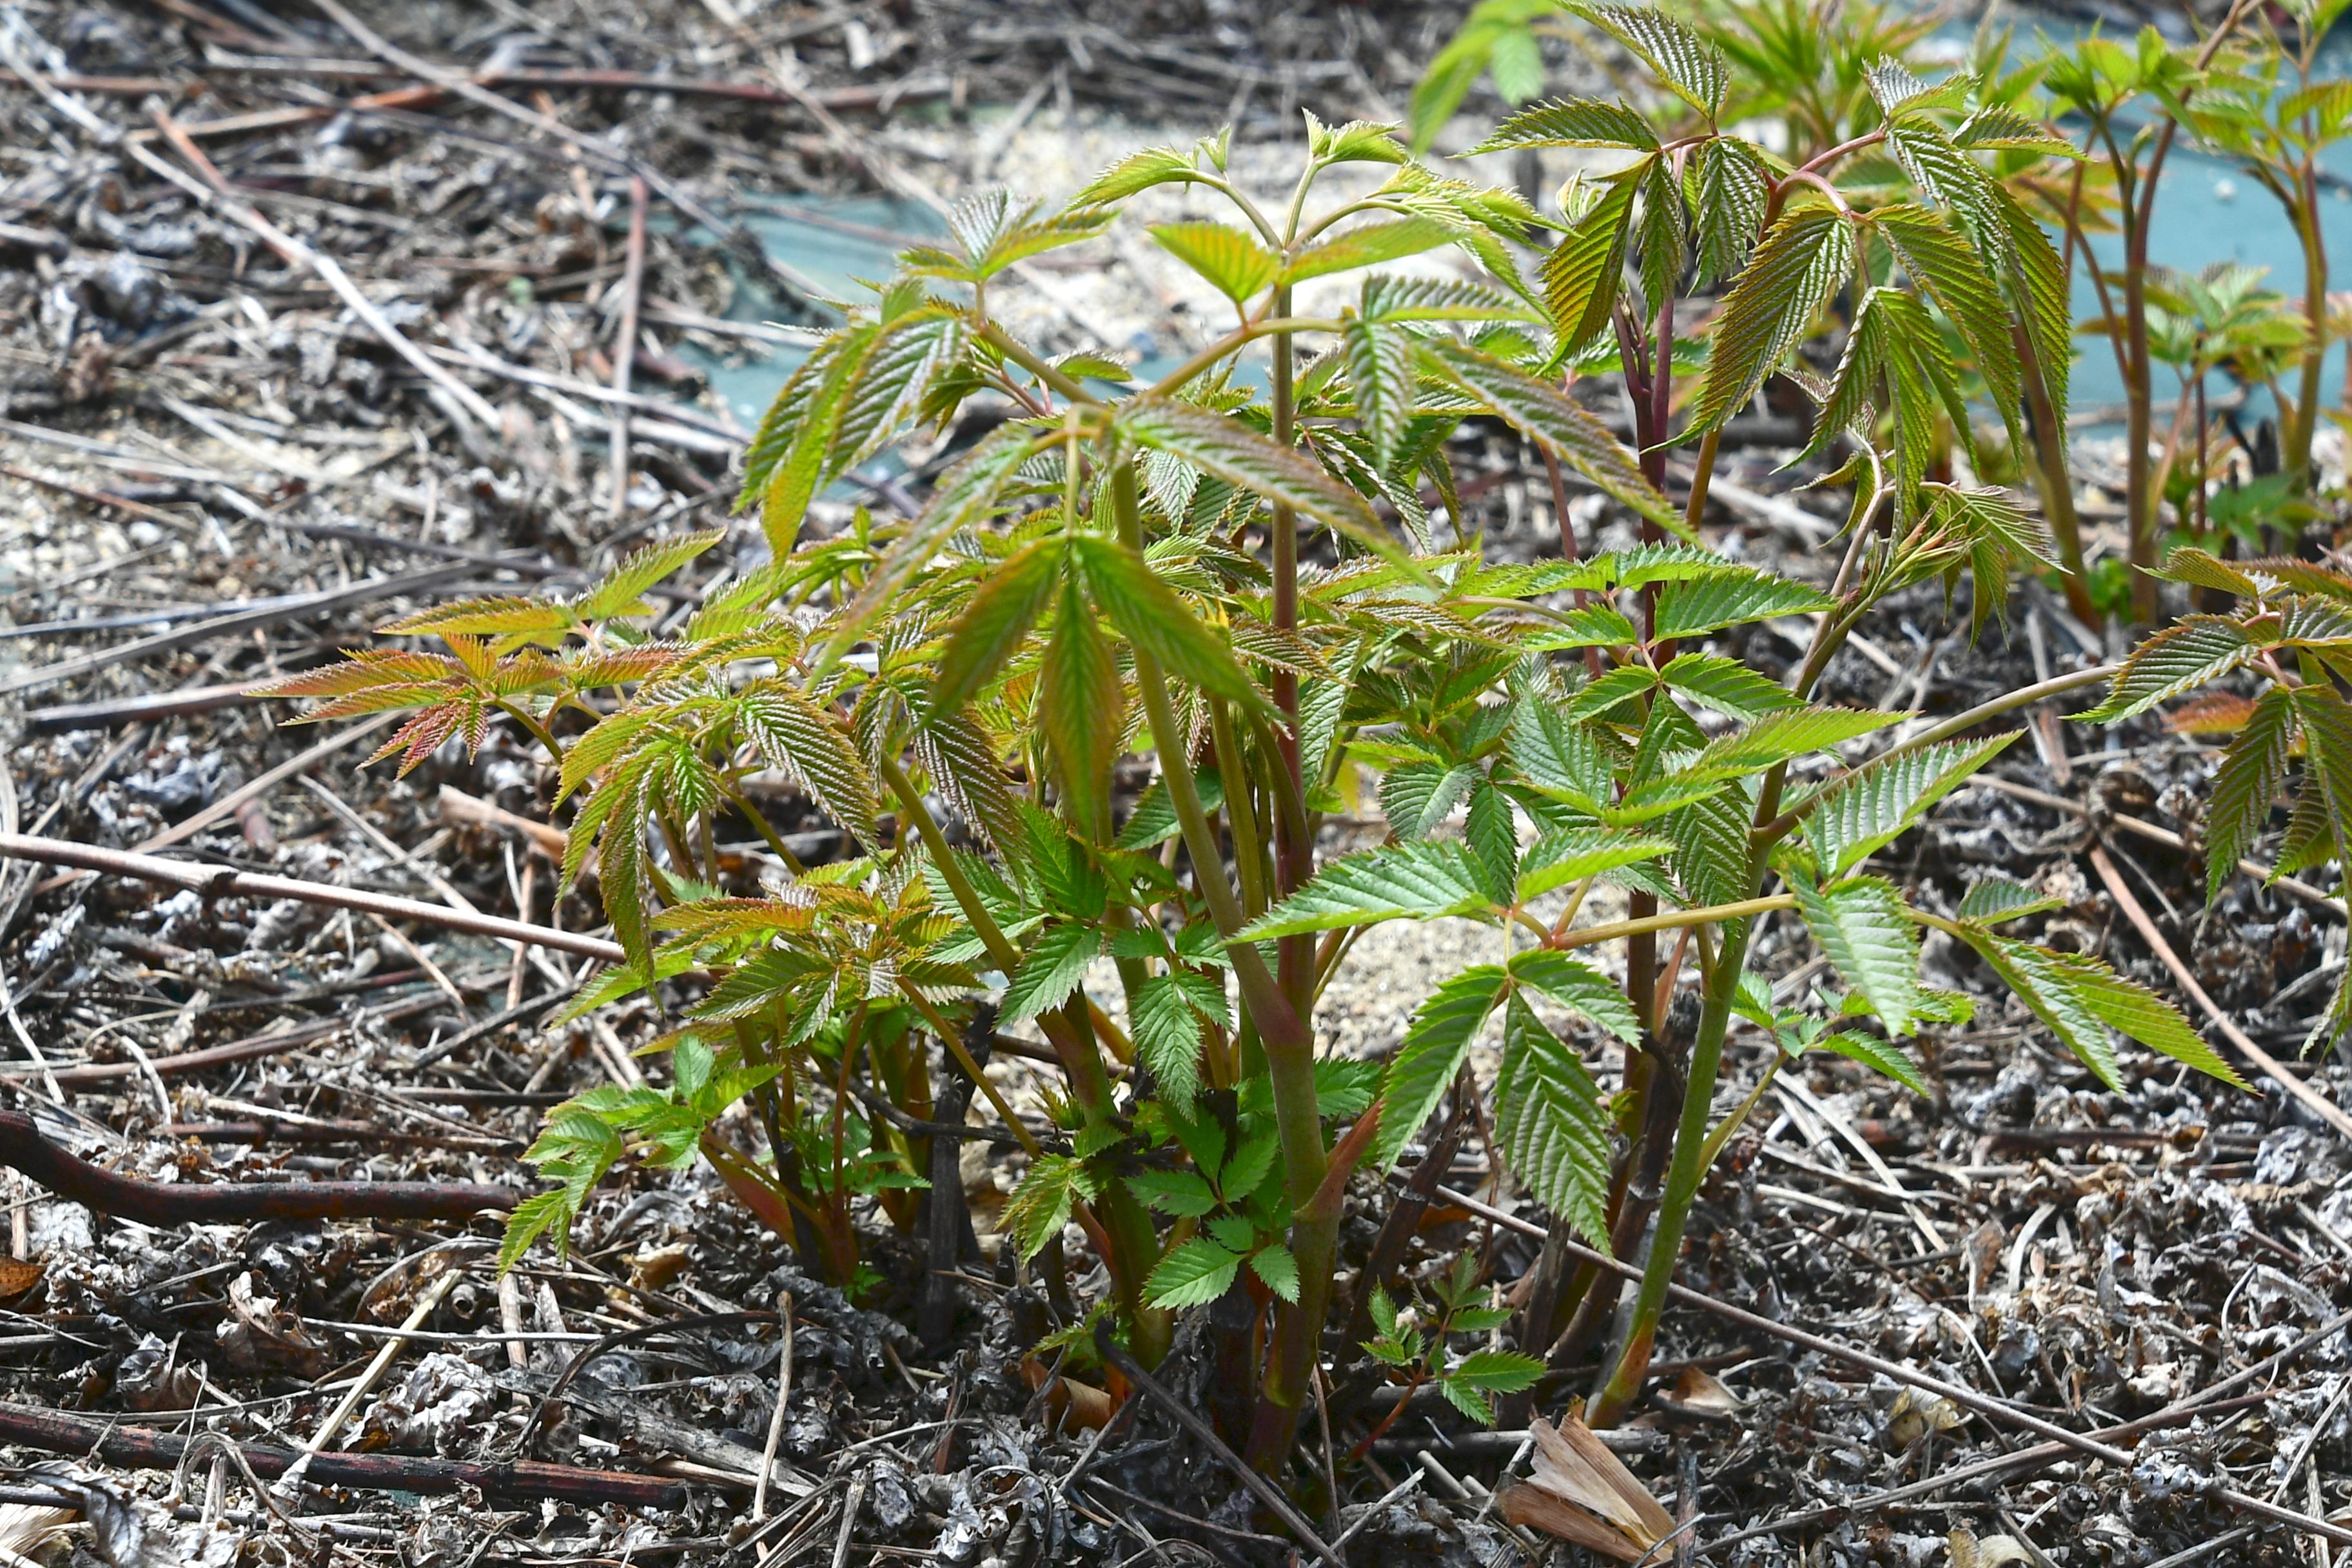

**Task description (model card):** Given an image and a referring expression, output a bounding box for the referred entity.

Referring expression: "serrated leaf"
[1514,827,1673,903]
[760,322,873,553]
[1237,841,1497,941]
[1382,761,1481,837]
[1115,767,1224,850]
[1689,136,1770,289]
[930,536,1064,716]
[738,681,882,844]
[1447,1348,1547,1393]
[1496,994,1614,1247]
[825,422,1043,664]
[1003,922,1100,1021]
[1117,400,1386,547]
[1069,146,1204,206]
[1996,187,2071,427]
[1810,1032,1929,1096]
[2055,953,2248,1090]
[1663,781,1754,908]
[1150,221,1280,303]
[1001,1153,1101,1259]
[1567,1,1728,117]
[1039,581,1125,836]
[1070,535,1261,711]
[1344,315,1418,468]
[1362,274,1539,323]
[1373,965,1507,1170]
[1309,113,1409,166]
[1539,170,1638,348]
[1885,119,2004,244]
[1658,652,1801,718]
[914,709,1026,856]
[1131,970,1226,1106]
[1692,204,1853,434]
[1954,103,2081,155]
[1876,204,2023,440]
[1957,876,2062,923]
[1465,781,1519,901]
[1507,948,1641,1043]
[1467,97,1661,152]
[2078,616,2269,721]
[2290,685,2352,877]
[1558,663,1660,723]
[2204,685,2293,906]
[1682,705,1905,783]
[968,197,1114,277]
[1632,155,1688,318]
[832,308,970,476]
[1651,569,1834,636]
[1286,216,1455,284]
[571,530,726,624]
[1125,1168,1219,1217]
[1250,1243,1302,1302]
[1511,697,1618,808]
[1416,338,1675,528]
[1147,1237,1243,1308]
[378,602,576,663]
[738,330,845,516]
[1802,734,2018,877]
[1963,931,2122,1088]
[1796,876,1923,1037]
[1524,605,1643,652]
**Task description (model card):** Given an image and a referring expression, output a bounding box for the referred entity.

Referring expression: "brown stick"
[0,1401,681,1508]
[2084,842,2352,1142]
[0,1109,514,1223]
[24,680,265,736]
[121,128,502,429]
[437,785,569,859]
[607,175,649,518]
[1433,1183,2352,1549]
[1971,775,2342,917]
[0,834,623,965]
[0,989,446,1088]
[0,564,475,698]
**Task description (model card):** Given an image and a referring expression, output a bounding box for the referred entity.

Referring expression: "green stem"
[727,785,807,875]
[879,751,1019,972]
[1591,592,1862,1423]
[1107,458,1321,1448]
[1681,428,1720,540]
[2289,176,2328,485]
[882,749,1170,1358]
[1587,914,1749,1425]
[2014,320,2099,627]
[495,699,565,765]
[1551,895,1796,952]
[1208,700,1269,920]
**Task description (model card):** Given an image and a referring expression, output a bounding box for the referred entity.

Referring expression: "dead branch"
[0,1401,683,1508]
[0,834,624,965]
[2086,842,2352,1143]
[0,1109,514,1223]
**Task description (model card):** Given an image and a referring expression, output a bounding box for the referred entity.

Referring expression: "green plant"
[1355,1255,1544,1453]
[1409,0,1944,162]
[2144,263,2308,542]
[1415,0,2106,628]
[2080,545,2352,1044]
[2170,0,2352,493]
[273,3,2249,1488]
[2034,10,2252,623]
